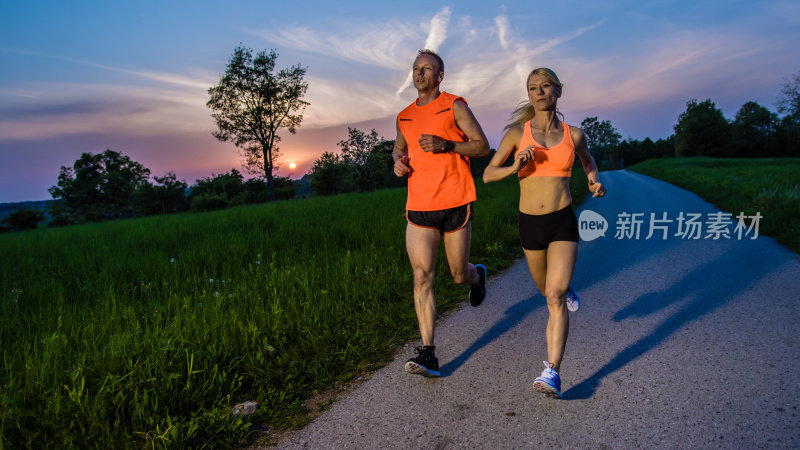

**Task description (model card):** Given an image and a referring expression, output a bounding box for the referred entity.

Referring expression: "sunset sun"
[289,162,297,170]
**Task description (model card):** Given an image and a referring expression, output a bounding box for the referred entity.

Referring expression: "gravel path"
[278,170,800,449]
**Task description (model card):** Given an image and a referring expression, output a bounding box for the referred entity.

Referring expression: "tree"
[207,46,309,201]
[777,71,800,122]
[309,152,354,195]
[731,101,778,157]
[1,208,45,231]
[49,149,151,223]
[618,136,675,167]
[189,169,245,211]
[337,127,393,191]
[581,117,621,167]
[133,172,189,216]
[673,99,730,157]
[776,72,800,156]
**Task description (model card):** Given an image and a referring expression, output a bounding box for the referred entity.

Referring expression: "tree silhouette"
[49,149,151,223]
[673,99,730,157]
[207,46,309,200]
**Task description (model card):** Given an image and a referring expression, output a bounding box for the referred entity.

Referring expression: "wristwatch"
[442,140,455,153]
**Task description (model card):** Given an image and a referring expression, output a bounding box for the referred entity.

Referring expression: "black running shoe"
[404,346,440,377]
[469,264,487,307]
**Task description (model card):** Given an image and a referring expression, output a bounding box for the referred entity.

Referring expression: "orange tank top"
[398,92,476,211]
[516,121,575,178]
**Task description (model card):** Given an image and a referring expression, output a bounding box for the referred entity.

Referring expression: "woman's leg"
[543,241,578,372]
[523,248,548,296]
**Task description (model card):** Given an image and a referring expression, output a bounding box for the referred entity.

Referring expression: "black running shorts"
[518,206,579,250]
[406,203,473,234]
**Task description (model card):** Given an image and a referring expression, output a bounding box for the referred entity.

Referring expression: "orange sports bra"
[516,121,575,178]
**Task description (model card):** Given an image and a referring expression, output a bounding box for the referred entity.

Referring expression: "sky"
[1,0,798,203]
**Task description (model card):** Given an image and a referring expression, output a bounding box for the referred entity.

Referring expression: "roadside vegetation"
[628,157,800,254]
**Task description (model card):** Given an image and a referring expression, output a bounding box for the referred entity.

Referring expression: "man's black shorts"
[406,203,473,234]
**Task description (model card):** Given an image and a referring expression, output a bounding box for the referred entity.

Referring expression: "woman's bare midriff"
[518,176,572,215]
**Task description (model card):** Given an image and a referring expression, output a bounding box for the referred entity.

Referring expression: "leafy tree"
[619,136,675,167]
[776,72,800,156]
[1,208,45,231]
[673,99,730,157]
[581,117,621,167]
[271,177,299,200]
[775,116,800,156]
[189,170,245,211]
[188,170,296,210]
[374,139,405,189]
[207,46,309,201]
[133,172,189,216]
[731,101,778,157]
[238,177,297,203]
[49,149,151,223]
[309,152,354,195]
[337,127,394,191]
[777,71,800,122]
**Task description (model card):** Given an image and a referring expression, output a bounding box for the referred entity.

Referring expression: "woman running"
[483,68,605,398]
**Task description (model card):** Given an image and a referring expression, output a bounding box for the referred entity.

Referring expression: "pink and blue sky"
[1,0,798,202]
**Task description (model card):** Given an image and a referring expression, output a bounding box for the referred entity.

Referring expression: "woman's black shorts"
[518,206,579,250]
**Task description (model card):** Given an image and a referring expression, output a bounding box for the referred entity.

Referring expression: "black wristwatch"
[441,140,455,153]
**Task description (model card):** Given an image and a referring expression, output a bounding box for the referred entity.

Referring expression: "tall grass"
[1,168,590,448]
[628,157,800,254]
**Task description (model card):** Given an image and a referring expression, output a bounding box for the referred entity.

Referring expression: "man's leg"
[442,221,479,285]
[406,223,441,346]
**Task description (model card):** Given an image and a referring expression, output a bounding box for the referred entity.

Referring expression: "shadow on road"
[440,297,543,377]
[563,244,779,400]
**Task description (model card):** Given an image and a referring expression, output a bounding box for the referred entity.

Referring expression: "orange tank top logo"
[398,92,476,211]
[516,121,575,178]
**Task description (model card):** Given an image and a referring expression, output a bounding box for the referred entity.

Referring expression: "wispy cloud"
[0,82,213,140]
[394,7,452,97]
[0,46,215,90]
[423,6,451,51]
[0,47,218,141]
[248,21,420,71]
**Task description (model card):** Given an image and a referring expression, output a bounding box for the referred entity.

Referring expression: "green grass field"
[1,168,590,449]
[628,157,800,254]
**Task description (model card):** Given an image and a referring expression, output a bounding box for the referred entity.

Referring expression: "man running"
[393,49,490,378]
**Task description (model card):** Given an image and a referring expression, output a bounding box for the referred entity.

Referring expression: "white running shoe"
[532,361,562,398]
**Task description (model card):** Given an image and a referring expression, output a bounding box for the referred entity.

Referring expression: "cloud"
[394,7,452,97]
[302,75,405,128]
[495,16,511,50]
[0,82,213,141]
[423,6,451,51]
[0,46,216,90]
[0,46,219,141]
[248,22,420,71]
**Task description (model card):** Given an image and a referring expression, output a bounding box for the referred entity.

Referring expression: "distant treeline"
[618,98,800,166]
[0,150,303,232]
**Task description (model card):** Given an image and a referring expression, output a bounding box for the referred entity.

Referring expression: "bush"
[190,194,229,212]
[1,208,46,231]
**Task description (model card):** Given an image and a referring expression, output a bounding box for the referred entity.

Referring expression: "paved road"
[279,170,800,449]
